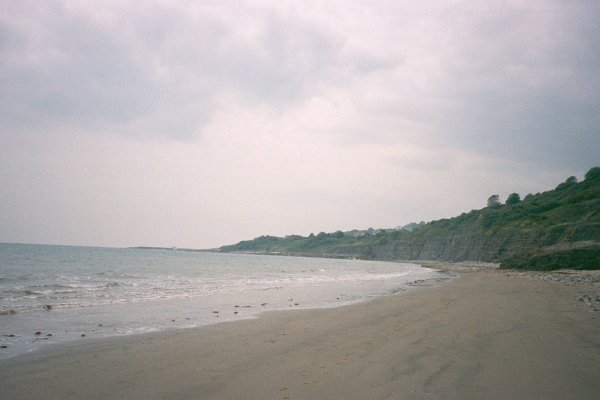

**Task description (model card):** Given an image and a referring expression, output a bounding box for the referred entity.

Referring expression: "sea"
[0,243,450,361]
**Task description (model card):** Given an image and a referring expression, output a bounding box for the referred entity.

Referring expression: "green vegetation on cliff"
[219,167,600,270]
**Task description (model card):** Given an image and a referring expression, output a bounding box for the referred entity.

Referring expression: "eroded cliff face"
[326,220,600,269]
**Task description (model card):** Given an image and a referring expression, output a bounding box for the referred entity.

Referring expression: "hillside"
[218,167,600,270]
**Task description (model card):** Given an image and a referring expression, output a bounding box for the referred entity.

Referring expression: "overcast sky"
[1,0,599,248]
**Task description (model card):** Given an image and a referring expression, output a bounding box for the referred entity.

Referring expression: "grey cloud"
[433,2,600,169]
[1,1,371,140]
[3,0,598,158]
[1,0,599,248]
[327,1,600,170]
[1,2,158,135]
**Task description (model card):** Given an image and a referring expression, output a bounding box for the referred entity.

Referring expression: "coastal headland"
[1,264,599,400]
[216,167,600,271]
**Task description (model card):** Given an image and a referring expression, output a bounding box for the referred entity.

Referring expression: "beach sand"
[1,268,599,399]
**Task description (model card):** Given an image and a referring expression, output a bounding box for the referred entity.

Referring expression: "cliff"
[218,167,600,270]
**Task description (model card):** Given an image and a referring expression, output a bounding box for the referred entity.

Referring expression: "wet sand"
[1,268,599,399]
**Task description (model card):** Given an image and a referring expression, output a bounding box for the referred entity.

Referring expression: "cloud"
[429,1,600,161]
[4,1,597,158]
[1,0,372,139]
[300,1,600,170]
[1,0,599,247]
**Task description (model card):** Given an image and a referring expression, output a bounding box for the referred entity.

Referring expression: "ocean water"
[0,243,449,360]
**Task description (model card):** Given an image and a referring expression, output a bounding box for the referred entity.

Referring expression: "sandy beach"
[1,267,599,400]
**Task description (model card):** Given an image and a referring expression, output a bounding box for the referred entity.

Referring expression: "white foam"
[0,244,445,361]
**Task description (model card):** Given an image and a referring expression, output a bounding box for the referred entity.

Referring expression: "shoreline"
[2,266,599,399]
[0,264,455,363]
[0,258,448,362]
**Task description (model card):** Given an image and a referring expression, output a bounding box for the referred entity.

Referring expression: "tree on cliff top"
[585,167,600,181]
[487,194,501,207]
[506,193,521,205]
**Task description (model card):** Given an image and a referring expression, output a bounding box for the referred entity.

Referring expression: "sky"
[1,0,599,249]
